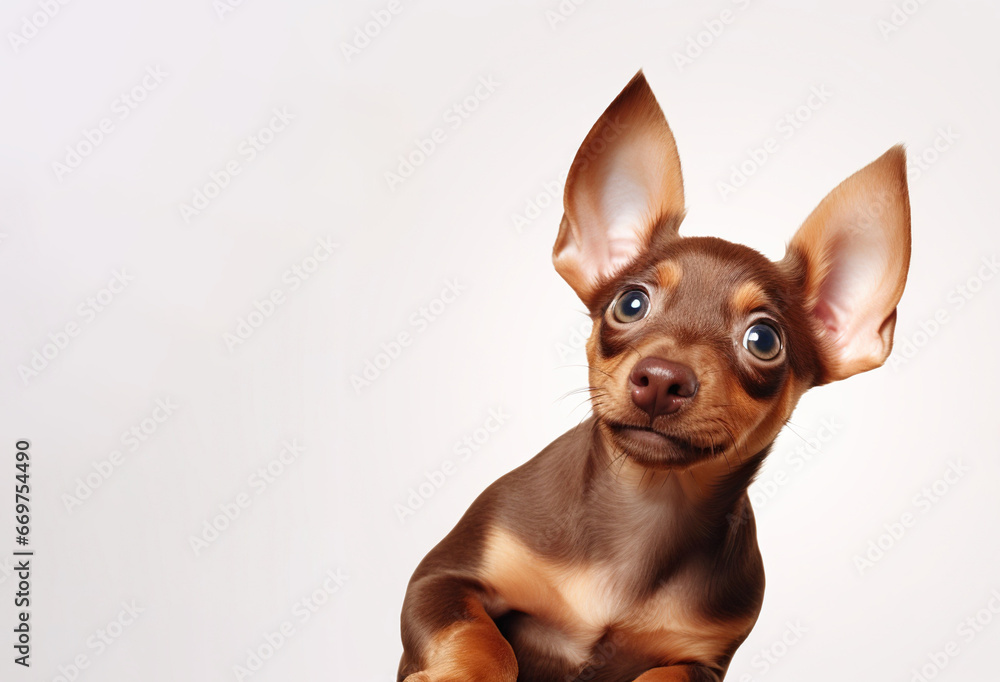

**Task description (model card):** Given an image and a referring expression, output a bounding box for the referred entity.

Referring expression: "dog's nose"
[628,357,699,418]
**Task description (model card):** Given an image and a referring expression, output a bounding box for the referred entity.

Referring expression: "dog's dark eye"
[743,323,781,360]
[612,290,650,323]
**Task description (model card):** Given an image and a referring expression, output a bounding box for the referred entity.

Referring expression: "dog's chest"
[480,528,747,671]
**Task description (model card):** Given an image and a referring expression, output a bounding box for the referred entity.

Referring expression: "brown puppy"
[398,71,911,682]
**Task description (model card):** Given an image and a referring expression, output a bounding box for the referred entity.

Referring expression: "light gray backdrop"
[2,0,998,680]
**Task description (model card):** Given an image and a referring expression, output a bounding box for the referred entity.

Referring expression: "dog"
[397,70,911,682]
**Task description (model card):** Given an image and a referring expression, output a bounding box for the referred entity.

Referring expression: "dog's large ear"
[783,146,911,383]
[553,71,685,308]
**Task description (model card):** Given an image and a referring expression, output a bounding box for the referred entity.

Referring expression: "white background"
[1,0,998,680]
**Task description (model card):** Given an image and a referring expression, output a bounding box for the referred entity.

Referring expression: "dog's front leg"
[398,574,517,682]
[633,664,722,682]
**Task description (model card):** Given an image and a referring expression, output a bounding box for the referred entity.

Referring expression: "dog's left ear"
[783,146,912,384]
[553,71,685,308]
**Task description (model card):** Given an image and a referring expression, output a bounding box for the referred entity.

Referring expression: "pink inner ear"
[786,146,911,381]
[812,298,841,338]
[814,235,883,342]
[576,164,653,270]
[570,131,682,282]
[553,72,686,305]
[603,233,645,271]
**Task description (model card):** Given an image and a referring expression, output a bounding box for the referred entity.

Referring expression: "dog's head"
[554,72,911,470]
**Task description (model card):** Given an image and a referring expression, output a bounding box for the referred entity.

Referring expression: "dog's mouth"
[605,421,724,468]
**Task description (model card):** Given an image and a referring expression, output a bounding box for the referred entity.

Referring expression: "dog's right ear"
[553,71,685,309]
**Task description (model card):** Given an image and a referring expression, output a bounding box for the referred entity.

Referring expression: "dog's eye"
[743,323,781,360]
[612,290,650,323]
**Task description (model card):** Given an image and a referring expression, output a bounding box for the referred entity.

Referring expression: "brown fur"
[398,71,910,682]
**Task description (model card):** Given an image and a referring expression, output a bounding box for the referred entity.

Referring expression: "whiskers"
[553,363,616,423]
[555,385,609,422]
[695,414,747,474]
[603,436,632,481]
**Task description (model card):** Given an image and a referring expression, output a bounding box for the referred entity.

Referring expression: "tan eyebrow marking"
[656,261,682,292]
[731,281,769,314]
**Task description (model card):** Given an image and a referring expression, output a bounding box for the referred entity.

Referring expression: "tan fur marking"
[419,596,517,681]
[479,528,749,667]
[730,281,768,316]
[657,261,683,292]
[633,666,705,681]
